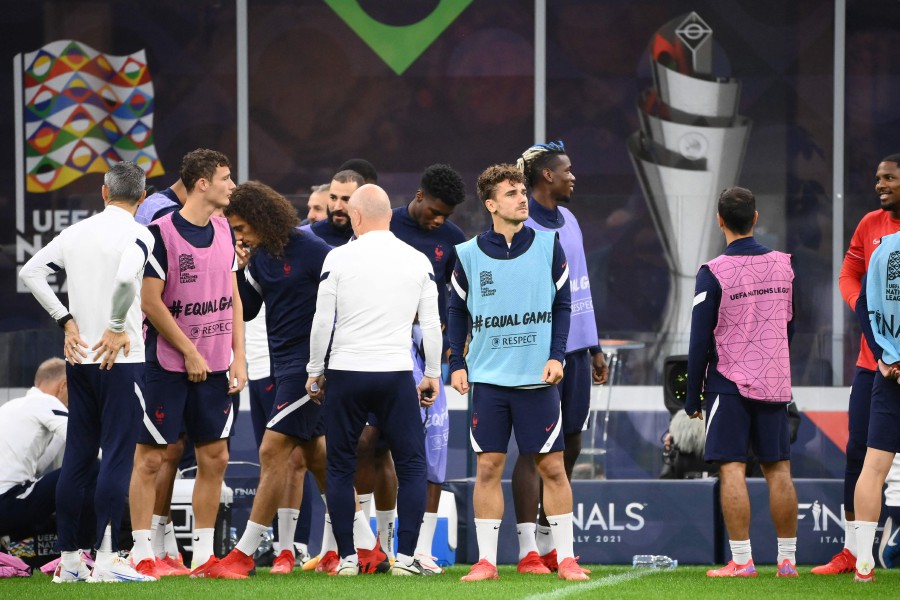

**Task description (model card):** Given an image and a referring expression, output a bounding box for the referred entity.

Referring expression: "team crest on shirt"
[434,244,444,262]
[888,251,900,281]
[479,270,495,297]
[179,253,198,283]
[283,262,292,277]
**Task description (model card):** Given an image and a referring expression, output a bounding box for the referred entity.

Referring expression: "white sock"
[396,552,414,567]
[151,515,168,558]
[358,493,374,518]
[164,522,180,559]
[474,518,501,566]
[277,508,299,556]
[844,519,858,556]
[376,509,396,559]
[415,513,439,558]
[340,553,358,565]
[237,520,269,556]
[99,525,113,552]
[131,529,154,563]
[729,539,752,565]
[516,522,538,560]
[321,513,338,554]
[776,537,797,564]
[353,510,377,551]
[191,528,215,567]
[548,513,575,561]
[536,524,554,555]
[854,521,878,574]
[60,550,82,569]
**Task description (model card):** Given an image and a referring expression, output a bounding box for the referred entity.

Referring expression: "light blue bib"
[456,230,556,386]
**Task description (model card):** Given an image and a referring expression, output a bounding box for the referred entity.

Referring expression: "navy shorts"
[139,361,233,445]
[266,370,324,442]
[248,375,276,448]
[868,372,900,453]
[470,383,564,455]
[560,350,592,434]
[704,393,791,463]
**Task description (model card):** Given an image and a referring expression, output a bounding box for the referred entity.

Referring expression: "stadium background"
[0,0,898,565]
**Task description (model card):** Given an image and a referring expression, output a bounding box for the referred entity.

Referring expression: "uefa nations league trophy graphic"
[627,12,751,359]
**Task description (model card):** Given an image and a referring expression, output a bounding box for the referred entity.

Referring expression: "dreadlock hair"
[516,140,567,188]
[224,180,300,259]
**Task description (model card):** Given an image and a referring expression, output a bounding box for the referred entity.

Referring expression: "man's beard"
[329,210,351,232]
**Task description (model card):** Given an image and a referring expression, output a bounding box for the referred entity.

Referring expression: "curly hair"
[180,148,231,192]
[516,140,567,188]
[476,164,525,203]
[421,164,466,206]
[224,181,300,258]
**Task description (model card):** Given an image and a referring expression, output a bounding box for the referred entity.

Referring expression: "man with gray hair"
[306,184,442,576]
[20,161,156,583]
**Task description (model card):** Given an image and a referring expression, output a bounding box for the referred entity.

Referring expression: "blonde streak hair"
[518,145,547,182]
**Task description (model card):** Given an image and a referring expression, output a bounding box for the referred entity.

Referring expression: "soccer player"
[515,141,608,573]
[301,170,363,246]
[686,186,798,578]
[306,184,443,576]
[448,164,587,582]
[207,181,387,577]
[19,161,156,583]
[814,153,900,575]
[136,179,187,226]
[853,164,900,582]
[127,149,247,578]
[380,164,467,572]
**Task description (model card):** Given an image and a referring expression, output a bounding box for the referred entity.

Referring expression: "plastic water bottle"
[632,554,677,569]
[228,527,238,552]
[632,554,655,568]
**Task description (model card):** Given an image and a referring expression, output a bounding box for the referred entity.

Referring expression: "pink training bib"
[154,214,234,372]
[705,252,793,402]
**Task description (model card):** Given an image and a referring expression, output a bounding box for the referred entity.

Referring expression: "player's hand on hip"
[542,359,564,385]
[450,369,469,395]
[228,361,248,395]
[306,375,326,404]
[417,376,439,407]
[184,350,211,383]
[92,329,130,369]
[591,352,609,385]
[63,320,88,365]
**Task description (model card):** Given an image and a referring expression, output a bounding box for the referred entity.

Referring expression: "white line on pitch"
[518,569,659,600]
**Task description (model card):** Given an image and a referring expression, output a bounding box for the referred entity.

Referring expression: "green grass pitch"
[2,564,898,599]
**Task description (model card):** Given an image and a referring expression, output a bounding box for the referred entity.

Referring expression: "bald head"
[348,184,392,236]
[34,357,68,406]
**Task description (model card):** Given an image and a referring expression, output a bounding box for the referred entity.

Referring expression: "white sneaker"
[52,557,92,583]
[413,554,445,575]
[336,556,359,576]
[390,558,435,576]
[88,555,157,583]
